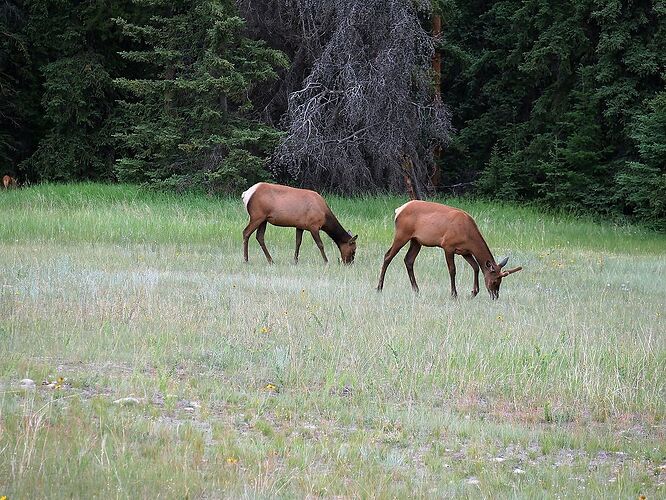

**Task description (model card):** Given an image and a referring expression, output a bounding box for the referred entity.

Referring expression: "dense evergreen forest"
[1,0,664,229]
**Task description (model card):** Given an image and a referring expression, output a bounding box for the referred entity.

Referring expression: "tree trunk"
[431,13,443,188]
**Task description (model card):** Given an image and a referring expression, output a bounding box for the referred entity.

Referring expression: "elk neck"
[467,225,498,275]
[322,212,352,246]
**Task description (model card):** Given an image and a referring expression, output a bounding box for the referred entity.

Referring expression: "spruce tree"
[113,0,287,192]
[16,0,138,181]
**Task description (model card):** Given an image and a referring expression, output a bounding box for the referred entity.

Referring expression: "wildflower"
[260,326,270,334]
[497,315,504,322]
[226,457,238,465]
[264,383,279,393]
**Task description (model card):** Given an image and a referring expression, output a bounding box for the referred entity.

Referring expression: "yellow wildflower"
[260,326,270,334]
[226,457,238,465]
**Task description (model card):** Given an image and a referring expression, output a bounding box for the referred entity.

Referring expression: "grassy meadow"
[0,183,664,498]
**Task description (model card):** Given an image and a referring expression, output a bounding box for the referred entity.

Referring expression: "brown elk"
[242,182,358,264]
[377,200,522,299]
[2,175,17,189]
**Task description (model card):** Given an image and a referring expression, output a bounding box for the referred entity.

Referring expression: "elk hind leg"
[377,236,409,291]
[255,221,273,264]
[242,217,266,262]
[403,239,422,292]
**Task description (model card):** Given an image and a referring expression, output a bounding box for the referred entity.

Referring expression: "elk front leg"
[294,228,304,263]
[377,237,409,291]
[255,221,273,264]
[310,229,328,263]
[403,239,422,293]
[462,254,480,297]
[445,250,458,298]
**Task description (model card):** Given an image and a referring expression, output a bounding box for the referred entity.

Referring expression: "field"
[0,183,664,498]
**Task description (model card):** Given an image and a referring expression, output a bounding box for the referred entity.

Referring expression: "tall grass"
[0,183,664,498]
[0,182,663,252]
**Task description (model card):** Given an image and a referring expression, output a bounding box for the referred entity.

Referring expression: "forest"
[1,0,665,229]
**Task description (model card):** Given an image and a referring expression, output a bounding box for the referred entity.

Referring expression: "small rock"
[113,397,143,405]
[20,378,36,389]
[513,468,526,475]
[466,477,480,485]
[492,457,506,462]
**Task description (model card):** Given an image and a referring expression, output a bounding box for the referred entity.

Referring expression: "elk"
[377,200,522,299]
[2,175,17,189]
[242,182,358,264]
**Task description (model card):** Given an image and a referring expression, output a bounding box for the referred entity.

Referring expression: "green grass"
[1,183,664,498]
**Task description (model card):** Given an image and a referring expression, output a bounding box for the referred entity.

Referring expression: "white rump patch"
[241,183,262,208]
[394,201,412,221]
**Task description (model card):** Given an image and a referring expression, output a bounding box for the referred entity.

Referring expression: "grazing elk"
[2,175,17,189]
[377,200,522,299]
[242,182,358,264]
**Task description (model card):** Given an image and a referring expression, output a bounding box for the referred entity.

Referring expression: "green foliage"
[2,0,665,227]
[15,0,134,181]
[113,0,287,193]
[440,0,666,229]
[0,0,29,170]
[616,92,666,230]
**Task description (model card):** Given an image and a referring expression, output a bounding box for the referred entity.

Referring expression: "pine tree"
[113,0,287,193]
[617,92,666,230]
[18,0,137,181]
[0,0,28,172]
[439,0,665,227]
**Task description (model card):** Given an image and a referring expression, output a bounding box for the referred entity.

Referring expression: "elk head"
[338,234,358,264]
[484,256,523,300]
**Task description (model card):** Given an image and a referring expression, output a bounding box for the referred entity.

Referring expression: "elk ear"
[350,235,358,243]
[498,256,509,268]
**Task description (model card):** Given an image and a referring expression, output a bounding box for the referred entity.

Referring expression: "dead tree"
[238,0,453,196]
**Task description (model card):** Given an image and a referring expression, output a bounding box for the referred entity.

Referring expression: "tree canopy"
[2,0,665,228]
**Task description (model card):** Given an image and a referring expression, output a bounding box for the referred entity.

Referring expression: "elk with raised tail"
[377,200,522,299]
[242,182,358,264]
